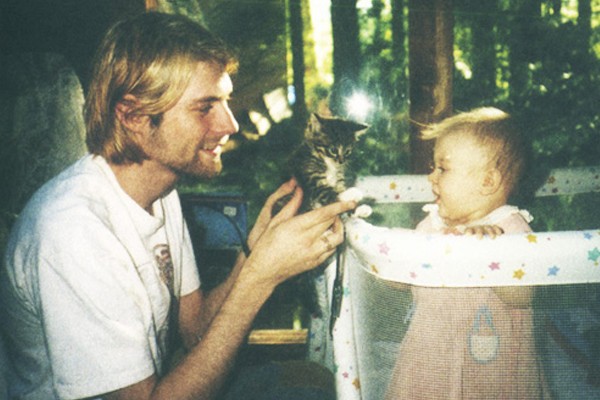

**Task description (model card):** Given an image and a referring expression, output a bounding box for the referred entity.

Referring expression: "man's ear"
[480,168,503,196]
[115,94,150,135]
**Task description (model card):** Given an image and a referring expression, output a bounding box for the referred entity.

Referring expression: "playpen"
[307,166,600,399]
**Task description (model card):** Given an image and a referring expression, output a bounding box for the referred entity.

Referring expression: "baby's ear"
[481,168,503,195]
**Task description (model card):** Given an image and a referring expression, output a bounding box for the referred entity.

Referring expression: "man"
[0,12,355,399]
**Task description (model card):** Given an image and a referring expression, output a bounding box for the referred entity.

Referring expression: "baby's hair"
[422,107,527,197]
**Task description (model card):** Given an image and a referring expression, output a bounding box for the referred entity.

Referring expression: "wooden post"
[408,0,453,173]
[145,0,158,11]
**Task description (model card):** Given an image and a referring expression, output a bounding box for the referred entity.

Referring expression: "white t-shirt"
[0,155,200,399]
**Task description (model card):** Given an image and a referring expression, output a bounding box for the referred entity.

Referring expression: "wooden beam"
[408,0,454,173]
[145,0,158,11]
[247,329,308,345]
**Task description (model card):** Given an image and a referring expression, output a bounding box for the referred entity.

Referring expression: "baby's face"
[427,131,494,227]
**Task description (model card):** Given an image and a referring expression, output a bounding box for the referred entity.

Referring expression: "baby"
[386,108,551,399]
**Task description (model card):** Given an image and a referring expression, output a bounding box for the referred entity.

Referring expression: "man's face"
[143,61,239,180]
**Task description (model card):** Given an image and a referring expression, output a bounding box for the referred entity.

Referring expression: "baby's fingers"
[464,225,504,239]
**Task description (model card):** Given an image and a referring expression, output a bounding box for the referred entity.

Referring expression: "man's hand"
[246,182,356,288]
[246,178,298,250]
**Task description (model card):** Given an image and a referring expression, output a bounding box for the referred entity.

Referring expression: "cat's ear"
[353,122,369,138]
[306,113,323,138]
[311,113,325,127]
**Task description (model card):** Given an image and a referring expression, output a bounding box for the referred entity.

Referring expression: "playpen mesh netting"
[307,167,600,400]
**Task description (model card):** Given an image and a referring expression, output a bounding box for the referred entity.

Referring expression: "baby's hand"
[353,204,373,218]
[443,225,504,239]
[463,225,504,239]
[338,187,373,218]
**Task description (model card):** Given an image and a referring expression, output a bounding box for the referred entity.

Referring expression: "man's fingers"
[264,178,297,209]
[296,201,356,229]
[271,185,303,222]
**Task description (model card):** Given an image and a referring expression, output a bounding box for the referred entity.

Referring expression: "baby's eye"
[429,162,445,173]
[430,163,446,174]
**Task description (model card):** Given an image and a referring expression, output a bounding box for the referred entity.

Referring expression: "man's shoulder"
[14,155,118,237]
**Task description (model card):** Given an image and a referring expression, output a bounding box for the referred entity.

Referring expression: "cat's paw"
[353,204,373,218]
[338,187,364,203]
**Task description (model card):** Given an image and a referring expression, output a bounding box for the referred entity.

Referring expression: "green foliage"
[452,1,600,173]
[184,1,600,229]
[155,0,204,23]
[528,193,600,232]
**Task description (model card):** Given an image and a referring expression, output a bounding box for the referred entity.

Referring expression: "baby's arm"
[493,286,534,308]
[449,223,534,308]
[491,213,536,308]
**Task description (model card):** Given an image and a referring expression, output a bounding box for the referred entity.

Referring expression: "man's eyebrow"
[190,96,220,104]
[189,94,231,105]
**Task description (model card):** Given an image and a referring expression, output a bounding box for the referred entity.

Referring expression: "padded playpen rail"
[315,166,600,399]
[349,166,600,287]
[355,166,600,204]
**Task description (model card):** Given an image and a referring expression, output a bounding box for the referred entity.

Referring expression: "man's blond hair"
[85,12,238,164]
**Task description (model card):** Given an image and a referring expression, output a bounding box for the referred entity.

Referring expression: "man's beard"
[174,154,223,182]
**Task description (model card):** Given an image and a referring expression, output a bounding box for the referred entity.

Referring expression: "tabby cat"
[286,113,368,212]
[278,113,368,318]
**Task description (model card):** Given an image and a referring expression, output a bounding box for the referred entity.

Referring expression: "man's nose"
[215,102,239,136]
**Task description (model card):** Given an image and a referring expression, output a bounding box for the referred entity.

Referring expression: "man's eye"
[198,105,213,114]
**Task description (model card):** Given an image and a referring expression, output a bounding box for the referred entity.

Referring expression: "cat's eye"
[344,149,352,156]
[326,147,337,157]
[316,145,327,154]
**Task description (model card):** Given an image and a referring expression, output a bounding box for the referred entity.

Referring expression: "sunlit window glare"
[455,60,472,80]
[346,92,373,121]
[356,0,373,10]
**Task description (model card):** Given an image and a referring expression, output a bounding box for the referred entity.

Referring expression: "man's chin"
[180,162,222,181]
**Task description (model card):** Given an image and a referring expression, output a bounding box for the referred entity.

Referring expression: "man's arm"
[178,179,301,348]
[104,182,356,400]
[105,259,276,400]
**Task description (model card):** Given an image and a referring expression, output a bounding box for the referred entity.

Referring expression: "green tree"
[330,0,362,115]
[288,0,308,120]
